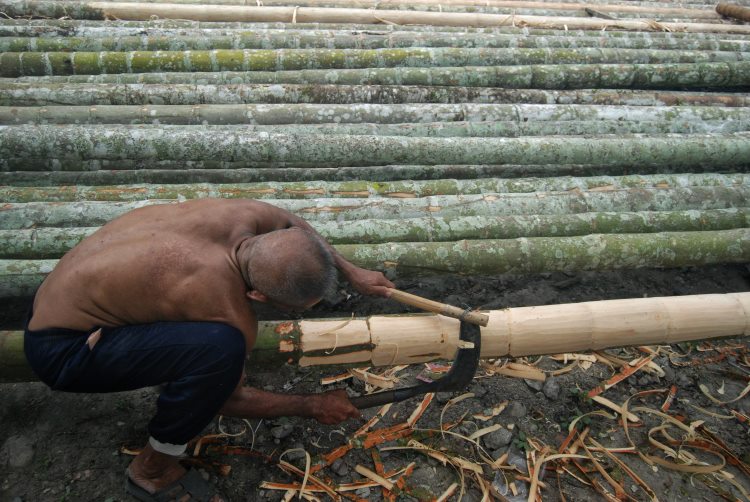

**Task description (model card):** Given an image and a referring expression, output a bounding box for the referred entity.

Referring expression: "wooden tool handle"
[388,288,489,327]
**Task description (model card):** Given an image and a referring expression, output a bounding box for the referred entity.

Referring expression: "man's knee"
[203,323,245,381]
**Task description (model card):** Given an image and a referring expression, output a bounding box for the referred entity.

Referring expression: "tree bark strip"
[2,229,748,297]
[3,61,748,89]
[2,47,748,78]
[3,32,748,52]
[3,83,749,107]
[3,208,748,259]
[2,292,749,381]
[2,102,748,125]
[2,1,749,33]
[1,128,748,168]
[1,173,746,202]
[2,162,733,186]
[1,186,747,228]
[716,2,750,22]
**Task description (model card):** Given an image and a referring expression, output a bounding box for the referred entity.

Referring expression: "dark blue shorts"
[24,315,246,445]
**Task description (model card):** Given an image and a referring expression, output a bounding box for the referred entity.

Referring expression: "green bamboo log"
[2,62,747,89]
[2,229,748,297]
[3,209,749,259]
[1,187,747,228]
[2,103,747,125]
[3,83,749,107]
[1,128,749,169]
[2,32,749,52]
[1,120,745,137]
[2,1,749,34]
[1,173,746,203]
[2,48,747,78]
[3,163,731,186]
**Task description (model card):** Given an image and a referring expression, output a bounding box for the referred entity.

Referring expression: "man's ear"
[246,290,268,303]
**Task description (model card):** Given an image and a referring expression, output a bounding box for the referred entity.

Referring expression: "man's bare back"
[29,199,268,340]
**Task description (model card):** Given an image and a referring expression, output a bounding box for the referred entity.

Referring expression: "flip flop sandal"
[125,468,227,502]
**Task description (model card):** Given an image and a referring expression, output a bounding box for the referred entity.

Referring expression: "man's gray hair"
[247,229,337,308]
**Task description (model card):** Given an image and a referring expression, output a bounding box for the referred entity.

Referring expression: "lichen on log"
[1,187,747,228]
[2,208,748,259]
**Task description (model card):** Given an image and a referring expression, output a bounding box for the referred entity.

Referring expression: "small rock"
[661,366,675,383]
[199,469,210,481]
[285,444,306,461]
[271,424,294,440]
[436,392,453,404]
[507,451,528,474]
[262,385,274,392]
[0,435,35,468]
[409,466,435,489]
[469,383,487,398]
[355,487,371,498]
[331,459,349,477]
[676,373,693,387]
[524,379,543,392]
[637,375,652,386]
[483,428,513,450]
[507,401,527,418]
[11,497,23,502]
[542,377,561,400]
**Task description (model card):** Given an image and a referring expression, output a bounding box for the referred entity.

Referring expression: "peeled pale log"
[716,2,750,22]
[2,127,749,169]
[6,61,749,90]
[3,32,748,52]
[2,101,749,127]
[3,162,730,186]
[4,84,750,108]
[3,1,750,34]
[50,0,725,20]
[1,173,746,203]
[3,47,747,78]
[2,229,749,296]
[6,18,750,38]
[2,292,749,381]
[3,209,749,259]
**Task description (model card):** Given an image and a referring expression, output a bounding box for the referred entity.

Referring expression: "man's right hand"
[309,389,362,424]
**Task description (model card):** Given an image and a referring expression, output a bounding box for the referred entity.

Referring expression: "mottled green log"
[3,62,747,90]
[2,47,747,78]
[2,173,747,203]
[2,120,745,138]
[3,83,750,108]
[2,32,749,52]
[4,163,733,186]
[1,186,747,228]
[2,103,747,127]
[3,208,749,259]
[2,228,748,296]
[5,18,749,38]
[2,128,749,169]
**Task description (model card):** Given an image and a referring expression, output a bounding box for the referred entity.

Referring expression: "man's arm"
[220,384,361,425]
[246,200,395,297]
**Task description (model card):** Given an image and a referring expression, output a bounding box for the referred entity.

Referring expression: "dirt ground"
[1,264,749,501]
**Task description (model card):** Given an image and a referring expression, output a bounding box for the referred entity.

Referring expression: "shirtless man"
[24,198,394,502]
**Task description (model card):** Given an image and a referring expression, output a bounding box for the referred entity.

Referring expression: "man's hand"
[346,267,395,298]
[309,389,362,425]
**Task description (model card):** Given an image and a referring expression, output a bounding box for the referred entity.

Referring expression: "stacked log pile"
[0,3,748,307]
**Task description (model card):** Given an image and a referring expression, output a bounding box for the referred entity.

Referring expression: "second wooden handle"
[388,289,489,327]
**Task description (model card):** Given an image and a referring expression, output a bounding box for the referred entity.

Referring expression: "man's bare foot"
[127,443,225,501]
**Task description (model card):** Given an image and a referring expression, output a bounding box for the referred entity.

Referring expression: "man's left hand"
[347,267,395,297]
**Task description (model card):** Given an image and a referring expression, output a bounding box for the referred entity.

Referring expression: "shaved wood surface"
[2,292,748,381]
